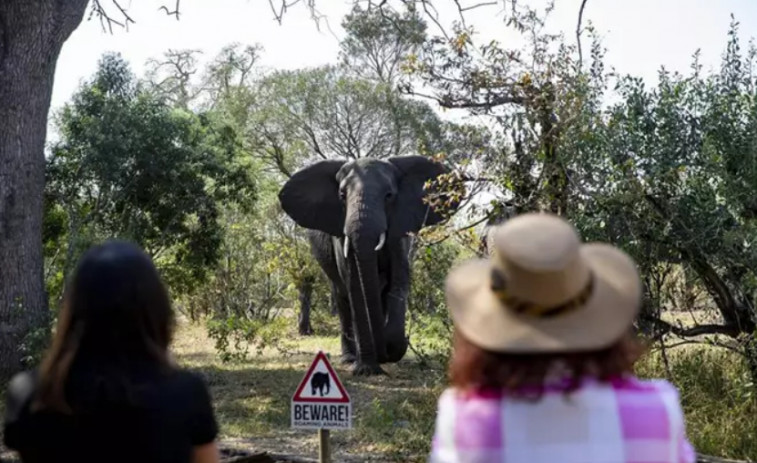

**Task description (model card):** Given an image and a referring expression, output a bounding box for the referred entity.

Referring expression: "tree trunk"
[297,279,314,335]
[0,0,88,381]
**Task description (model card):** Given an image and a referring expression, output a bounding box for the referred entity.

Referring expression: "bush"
[407,237,472,368]
[636,344,757,460]
[205,314,295,362]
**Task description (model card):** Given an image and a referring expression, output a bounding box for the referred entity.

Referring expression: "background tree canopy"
[44,53,256,307]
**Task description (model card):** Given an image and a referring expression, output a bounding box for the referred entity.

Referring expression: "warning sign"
[291,351,351,430]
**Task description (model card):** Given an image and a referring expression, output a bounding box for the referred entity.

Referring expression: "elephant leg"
[384,237,412,363]
[335,290,357,365]
[304,230,357,362]
[329,281,339,316]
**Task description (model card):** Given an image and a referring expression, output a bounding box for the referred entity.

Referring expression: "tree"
[45,53,256,301]
[339,4,427,85]
[144,48,204,110]
[569,19,757,377]
[0,0,91,380]
[250,65,446,176]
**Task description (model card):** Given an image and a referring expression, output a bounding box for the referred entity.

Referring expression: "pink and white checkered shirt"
[429,376,696,463]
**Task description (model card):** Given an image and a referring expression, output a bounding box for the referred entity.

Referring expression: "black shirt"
[2,366,218,463]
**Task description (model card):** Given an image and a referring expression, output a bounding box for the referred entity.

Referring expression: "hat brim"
[445,243,641,353]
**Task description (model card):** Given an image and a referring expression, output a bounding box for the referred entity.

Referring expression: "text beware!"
[292,404,351,429]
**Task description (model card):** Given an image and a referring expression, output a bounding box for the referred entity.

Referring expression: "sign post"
[319,429,330,462]
[291,351,351,463]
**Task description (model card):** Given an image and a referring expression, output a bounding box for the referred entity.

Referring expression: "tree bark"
[297,278,314,335]
[0,0,88,381]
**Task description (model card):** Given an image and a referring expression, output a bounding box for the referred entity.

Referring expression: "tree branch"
[159,0,181,20]
[576,0,589,69]
[641,314,742,338]
[407,89,525,109]
[90,0,182,33]
[91,0,131,33]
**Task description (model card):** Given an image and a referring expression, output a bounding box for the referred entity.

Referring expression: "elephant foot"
[351,362,387,376]
[340,353,357,365]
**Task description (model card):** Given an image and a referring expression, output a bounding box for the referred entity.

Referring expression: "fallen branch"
[220,448,318,463]
[641,314,741,338]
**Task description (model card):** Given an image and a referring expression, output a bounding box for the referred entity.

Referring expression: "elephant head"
[278,156,456,371]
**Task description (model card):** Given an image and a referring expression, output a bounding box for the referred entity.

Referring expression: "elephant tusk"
[343,236,350,258]
[375,232,386,251]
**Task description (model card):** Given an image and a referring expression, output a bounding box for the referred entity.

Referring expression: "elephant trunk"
[342,193,389,369]
[347,233,388,366]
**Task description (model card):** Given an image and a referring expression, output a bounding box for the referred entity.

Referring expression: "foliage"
[568,18,757,375]
[44,53,256,303]
[406,237,471,366]
[339,4,427,85]
[185,177,332,361]
[375,1,757,383]
[637,345,757,460]
[205,313,295,363]
[251,65,447,176]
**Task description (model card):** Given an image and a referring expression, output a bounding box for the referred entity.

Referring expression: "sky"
[52,0,757,114]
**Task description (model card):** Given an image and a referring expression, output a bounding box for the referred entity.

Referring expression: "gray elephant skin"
[278,156,458,376]
[310,372,330,396]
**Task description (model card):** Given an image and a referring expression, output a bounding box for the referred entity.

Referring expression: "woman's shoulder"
[160,368,213,399]
[605,375,683,397]
[436,376,684,402]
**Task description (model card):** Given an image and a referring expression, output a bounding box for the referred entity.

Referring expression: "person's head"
[444,212,644,397]
[36,240,175,412]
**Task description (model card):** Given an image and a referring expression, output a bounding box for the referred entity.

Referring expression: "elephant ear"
[388,155,453,238]
[278,159,346,236]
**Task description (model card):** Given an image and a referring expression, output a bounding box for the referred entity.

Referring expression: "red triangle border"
[292,351,350,403]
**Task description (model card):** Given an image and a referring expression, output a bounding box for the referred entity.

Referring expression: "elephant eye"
[339,189,346,201]
[386,191,395,201]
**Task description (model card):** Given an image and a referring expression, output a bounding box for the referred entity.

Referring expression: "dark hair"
[449,327,644,399]
[35,240,176,413]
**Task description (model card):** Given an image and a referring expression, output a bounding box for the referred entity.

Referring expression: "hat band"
[490,269,595,318]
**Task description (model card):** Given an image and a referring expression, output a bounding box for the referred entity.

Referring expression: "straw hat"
[445,212,641,353]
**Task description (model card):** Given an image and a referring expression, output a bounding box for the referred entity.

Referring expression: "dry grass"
[636,343,757,461]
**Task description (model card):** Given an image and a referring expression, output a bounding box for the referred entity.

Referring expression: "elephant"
[278,155,458,376]
[310,372,330,397]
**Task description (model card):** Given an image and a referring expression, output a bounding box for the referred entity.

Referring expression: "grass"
[636,343,757,461]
